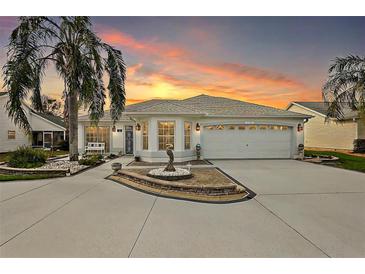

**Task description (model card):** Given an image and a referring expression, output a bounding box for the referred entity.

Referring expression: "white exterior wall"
[0,96,30,152]
[134,116,197,162]
[133,115,304,162]
[77,113,305,161]
[28,113,65,132]
[78,120,133,154]
[288,104,357,150]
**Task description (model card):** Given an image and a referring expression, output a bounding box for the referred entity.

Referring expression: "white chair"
[85,142,105,154]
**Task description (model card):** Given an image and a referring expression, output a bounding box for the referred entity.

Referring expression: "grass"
[305,150,365,173]
[45,150,69,158]
[0,174,52,181]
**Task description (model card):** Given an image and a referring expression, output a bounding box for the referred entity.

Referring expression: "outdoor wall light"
[136,123,141,131]
[297,123,303,132]
[196,123,201,131]
[112,125,116,132]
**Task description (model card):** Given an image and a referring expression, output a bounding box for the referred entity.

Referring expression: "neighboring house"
[287,102,365,150]
[0,92,66,153]
[78,94,310,162]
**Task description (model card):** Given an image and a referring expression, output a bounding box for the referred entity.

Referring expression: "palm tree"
[3,17,126,161]
[322,55,365,119]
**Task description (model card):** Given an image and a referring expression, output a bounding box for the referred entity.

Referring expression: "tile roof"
[180,94,307,117]
[79,94,310,121]
[293,102,358,119]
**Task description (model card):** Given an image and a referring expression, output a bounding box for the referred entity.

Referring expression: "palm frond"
[322,55,365,119]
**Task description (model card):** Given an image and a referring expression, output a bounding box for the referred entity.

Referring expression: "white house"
[0,92,66,153]
[78,94,310,162]
[287,102,365,150]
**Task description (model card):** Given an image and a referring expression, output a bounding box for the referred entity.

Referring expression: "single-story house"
[287,101,365,150]
[0,92,66,153]
[78,94,310,162]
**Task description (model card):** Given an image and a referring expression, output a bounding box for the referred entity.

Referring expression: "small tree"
[3,17,126,161]
[41,95,62,116]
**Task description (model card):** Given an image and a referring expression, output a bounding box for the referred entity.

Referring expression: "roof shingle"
[79,94,310,121]
[293,102,358,119]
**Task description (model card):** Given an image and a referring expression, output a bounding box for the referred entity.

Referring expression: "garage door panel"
[202,127,292,159]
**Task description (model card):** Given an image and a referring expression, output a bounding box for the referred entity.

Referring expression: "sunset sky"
[0,16,364,109]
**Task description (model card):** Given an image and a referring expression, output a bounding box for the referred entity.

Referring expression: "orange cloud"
[100,31,188,58]
[99,27,320,108]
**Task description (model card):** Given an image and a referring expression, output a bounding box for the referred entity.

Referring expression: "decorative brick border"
[0,166,69,177]
[108,169,248,203]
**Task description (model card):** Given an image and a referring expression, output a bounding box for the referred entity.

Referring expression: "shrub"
[8,146,48,168]
[353,139,365,153]
[107,153,118,159]
[78,154,104,166]
[58,140,69,151]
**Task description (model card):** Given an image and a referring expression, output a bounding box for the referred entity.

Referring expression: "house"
[287,102,365,150]
[78,94,310,162]
[0,92,66,153]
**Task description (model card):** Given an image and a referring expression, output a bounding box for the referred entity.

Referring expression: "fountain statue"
[164,144,176,172]
[147,144,193,181]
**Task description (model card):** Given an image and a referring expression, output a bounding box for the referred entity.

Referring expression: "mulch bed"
[127,159,211,167]
[127,168,235,187]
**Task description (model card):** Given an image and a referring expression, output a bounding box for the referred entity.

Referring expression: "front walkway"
[0,158,364,257]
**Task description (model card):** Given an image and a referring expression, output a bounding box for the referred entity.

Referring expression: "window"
[216,125,224,130]
[85,126,110,152]
[142,121,148,150]
[184,122,191,150]
[249,125,257,130]
[228,125,236,130]
[238,125,246,130]
[259,125,267,130]
[8,130,15,139]
[158,121,175,150]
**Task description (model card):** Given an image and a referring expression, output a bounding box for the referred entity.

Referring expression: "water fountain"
[147,144,193,181]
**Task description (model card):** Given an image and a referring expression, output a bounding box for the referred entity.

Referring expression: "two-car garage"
[201,124,293,159]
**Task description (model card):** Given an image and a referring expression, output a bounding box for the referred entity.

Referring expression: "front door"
[125,126,134,154]
[43,132,53,148]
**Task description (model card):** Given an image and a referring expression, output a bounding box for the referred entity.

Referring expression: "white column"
[150,118,158,151]
[175,118,184,152]
[78,123,84,152]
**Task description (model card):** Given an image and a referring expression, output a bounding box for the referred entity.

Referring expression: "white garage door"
[202,124,292,159]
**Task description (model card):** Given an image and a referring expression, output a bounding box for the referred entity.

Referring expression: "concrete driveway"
[0,159,364,257]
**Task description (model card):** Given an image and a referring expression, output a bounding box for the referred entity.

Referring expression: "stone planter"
[111,162,122,173]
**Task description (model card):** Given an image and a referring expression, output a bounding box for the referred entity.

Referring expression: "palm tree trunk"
[68,90,79,161]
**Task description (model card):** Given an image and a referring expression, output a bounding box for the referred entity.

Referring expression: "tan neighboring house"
[287,102,365,150]
[0,92,66,153]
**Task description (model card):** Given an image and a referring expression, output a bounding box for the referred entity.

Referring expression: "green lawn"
[45,150,69,158]
[0,174,52,181]
[305,150,365,173]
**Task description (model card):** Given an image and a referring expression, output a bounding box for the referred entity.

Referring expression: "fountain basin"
[147,167,193,181]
